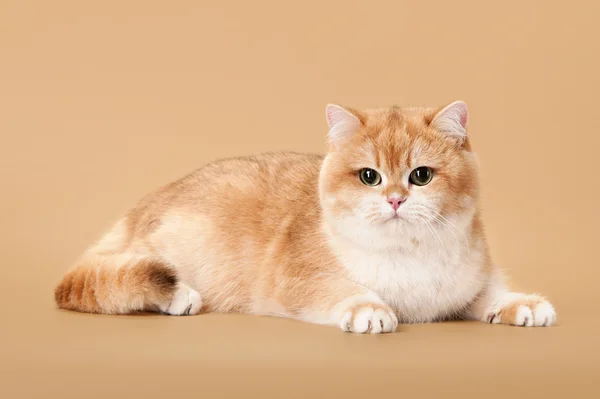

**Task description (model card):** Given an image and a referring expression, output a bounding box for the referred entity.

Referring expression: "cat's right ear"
[325,104,362,147]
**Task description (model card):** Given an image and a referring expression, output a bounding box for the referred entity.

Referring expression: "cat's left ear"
[431,101,469,145]
[325,104,362,147]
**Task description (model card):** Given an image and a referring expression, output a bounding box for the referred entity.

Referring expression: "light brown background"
[1,1,599,398]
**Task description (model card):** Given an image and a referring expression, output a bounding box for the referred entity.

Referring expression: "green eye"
[359,168,382,186]
[409,166,433,186]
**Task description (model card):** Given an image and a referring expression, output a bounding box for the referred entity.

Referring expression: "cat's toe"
[160,284,202,316]
[533,301,556,326]
[514,305,534,327]
[340,304,398,334]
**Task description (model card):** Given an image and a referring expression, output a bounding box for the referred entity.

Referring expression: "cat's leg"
[465,269,556,327]
[288,278,398,334]
[54,252,202,316]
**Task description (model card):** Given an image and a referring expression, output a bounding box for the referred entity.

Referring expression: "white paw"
[340,304,398,334]
[487,294,556,327]
[159,284,202,316]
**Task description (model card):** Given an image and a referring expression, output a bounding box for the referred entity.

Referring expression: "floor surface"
[4,296,599,398]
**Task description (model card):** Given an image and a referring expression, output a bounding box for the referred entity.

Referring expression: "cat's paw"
[159,284,202,316]
[340,303,398,334]
[486,293,556,327]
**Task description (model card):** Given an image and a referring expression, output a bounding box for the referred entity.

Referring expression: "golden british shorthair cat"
[54,101,556,333]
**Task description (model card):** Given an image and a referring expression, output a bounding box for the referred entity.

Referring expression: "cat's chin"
[374,215,421,235]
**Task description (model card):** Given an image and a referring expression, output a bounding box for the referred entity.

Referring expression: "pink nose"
[387,197,405,211]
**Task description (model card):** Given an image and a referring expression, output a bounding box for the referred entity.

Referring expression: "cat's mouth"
[381,211,425,226]
[383,212,403,223]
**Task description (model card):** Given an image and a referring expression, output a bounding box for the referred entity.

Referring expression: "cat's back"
[127,152,325,245]
[176,151,324,206]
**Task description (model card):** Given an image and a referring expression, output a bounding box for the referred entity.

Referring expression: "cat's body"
[55,101,556,332]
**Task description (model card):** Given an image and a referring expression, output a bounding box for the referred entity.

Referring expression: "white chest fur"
[326,218,485,323]
[348,248,483,323]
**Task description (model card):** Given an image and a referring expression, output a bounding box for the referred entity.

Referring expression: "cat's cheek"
[406,193,440,215]
[351,195,383,221]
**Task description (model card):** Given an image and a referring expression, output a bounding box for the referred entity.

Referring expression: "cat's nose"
[387,197,406,211]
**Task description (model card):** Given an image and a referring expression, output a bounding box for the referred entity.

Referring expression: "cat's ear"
[325,104,362,147]
[431,100,469,144]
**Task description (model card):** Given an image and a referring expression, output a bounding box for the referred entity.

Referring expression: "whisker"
[422,217,449,269]
[410,204,470,256]
[428,209,471,255]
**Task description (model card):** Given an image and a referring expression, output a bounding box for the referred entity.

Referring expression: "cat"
[54,100,556,333]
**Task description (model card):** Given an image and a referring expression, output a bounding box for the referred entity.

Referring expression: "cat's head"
[319,101,479,247]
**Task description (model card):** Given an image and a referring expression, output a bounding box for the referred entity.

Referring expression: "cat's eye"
[409,166,433,186]
[359,168,382,186]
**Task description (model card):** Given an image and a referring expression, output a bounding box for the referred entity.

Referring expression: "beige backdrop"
[1,1,599,398]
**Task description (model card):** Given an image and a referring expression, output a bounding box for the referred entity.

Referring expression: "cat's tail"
[54,253,178,314]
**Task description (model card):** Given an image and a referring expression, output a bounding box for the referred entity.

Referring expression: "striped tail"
[54,253,178,314]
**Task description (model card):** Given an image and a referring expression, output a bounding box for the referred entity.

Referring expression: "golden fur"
[54,101,556,332]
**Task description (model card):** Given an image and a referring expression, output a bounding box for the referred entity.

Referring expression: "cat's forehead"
[350,107,449,170]
[362,106,435,132]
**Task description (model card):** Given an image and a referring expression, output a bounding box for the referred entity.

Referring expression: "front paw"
[339,303,398,334]
[487,294,556,327]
